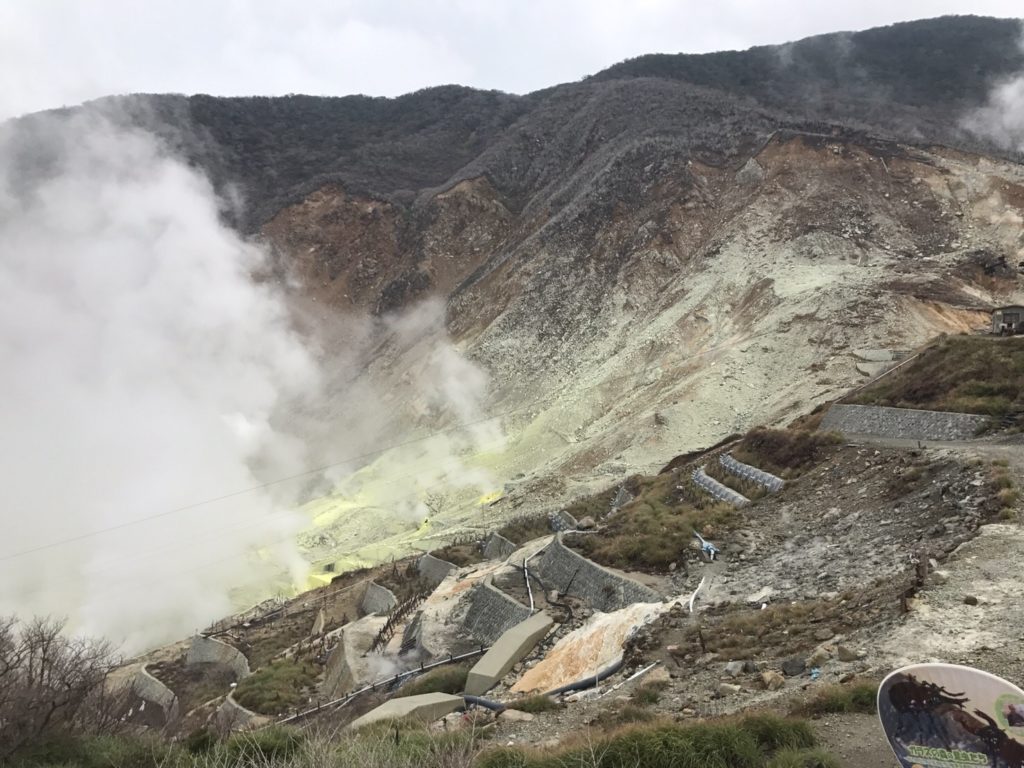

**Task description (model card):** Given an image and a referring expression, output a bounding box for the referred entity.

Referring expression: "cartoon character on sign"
[878,663,1024,767]
[1006,704,1024,728]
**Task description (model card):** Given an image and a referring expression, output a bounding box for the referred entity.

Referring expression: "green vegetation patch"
[850,335,1024,426]
[394,663,469,698]
[632,679,670,706]
[796,680,879,716]
[568,471,735,571]
[477,714,823,768]
[497,514,553,545]
[232,656,319,716]
[431,541,485,567]
[507,695,561,713]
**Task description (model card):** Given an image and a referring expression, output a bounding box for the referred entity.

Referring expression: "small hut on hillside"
[991,305,1024,335]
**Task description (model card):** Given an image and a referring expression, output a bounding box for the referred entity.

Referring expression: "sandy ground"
[813,713,896,767]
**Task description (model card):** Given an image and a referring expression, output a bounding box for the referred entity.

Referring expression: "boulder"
[724,661,745,678]
[761,670,785,691]
[718,683,742,696]
[807,648,831,668]
[499,709,535,722]
[837,645,860,663]
[781,658,806,677]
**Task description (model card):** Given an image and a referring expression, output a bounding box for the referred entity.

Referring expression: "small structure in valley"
[991,305,1024,335]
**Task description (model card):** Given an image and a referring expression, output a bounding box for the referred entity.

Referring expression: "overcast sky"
[1,0,1021,121]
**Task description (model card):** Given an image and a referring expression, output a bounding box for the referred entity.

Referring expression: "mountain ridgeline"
[10,15,1024,235]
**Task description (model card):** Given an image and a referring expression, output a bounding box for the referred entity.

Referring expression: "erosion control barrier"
[347,692,464,730]
[482,532,517,561]
[821,403,989,441]
[133,665,180,727]
[417,553,457,587]
[536,535,660,612]
[216,692,270,732]
[692,467,750,508]
[186,634,250,679]
[719,453,784,492]
[549,509,577,532]
[361,581,398,616]
[464,611,555,696]
[464,578,532,645]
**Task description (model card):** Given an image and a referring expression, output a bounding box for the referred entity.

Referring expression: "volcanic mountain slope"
[8,17,1024,567]
[275,128,1024,569]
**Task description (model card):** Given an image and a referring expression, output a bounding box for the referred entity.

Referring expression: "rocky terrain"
[6,18,1024,578]
[6,16,1024,767]
[110,392,1022,768]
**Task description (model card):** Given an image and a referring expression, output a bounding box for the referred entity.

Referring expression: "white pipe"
[524,558,535,613]
[598,660,660,698]
[687,575,707,614]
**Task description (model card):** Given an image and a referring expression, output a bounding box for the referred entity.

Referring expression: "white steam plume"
[0,110,500,653]
[963,26,1024,152]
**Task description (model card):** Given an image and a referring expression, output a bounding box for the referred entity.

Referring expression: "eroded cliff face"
[258,131,1023,568]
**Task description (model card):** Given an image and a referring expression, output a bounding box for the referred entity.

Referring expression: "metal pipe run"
[543,657,625,697]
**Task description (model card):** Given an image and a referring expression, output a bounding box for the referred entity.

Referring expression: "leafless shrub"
[0,615,127,760]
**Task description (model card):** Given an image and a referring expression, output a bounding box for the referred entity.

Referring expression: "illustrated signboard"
[878,663,1024,767]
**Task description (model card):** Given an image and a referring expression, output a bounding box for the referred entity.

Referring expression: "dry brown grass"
[849,335,1024,427]
[732,428,841,479]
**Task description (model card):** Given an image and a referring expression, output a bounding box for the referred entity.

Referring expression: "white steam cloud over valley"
[0,111,500,653]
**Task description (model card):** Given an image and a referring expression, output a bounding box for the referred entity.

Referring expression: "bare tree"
[0,615,126,760]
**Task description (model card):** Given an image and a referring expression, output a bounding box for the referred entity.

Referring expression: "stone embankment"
[821,404,988,441]
[536,535,660,612]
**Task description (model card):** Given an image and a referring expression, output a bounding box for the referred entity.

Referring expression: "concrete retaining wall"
[719,453,784,492]
[310,609,327,636]
[536,535,660,612]
[348,692,464,730]
[465,611,555,695]
[464,579,532,645]
[482,532,517,561]
[549,510,577,532]
[215,693,269,732]
[361,581,398,615]
[692,467,750,508]
[821,404,989,441]
[133,665,180,727]
[418,554,457,587]
[186,635,250,679]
